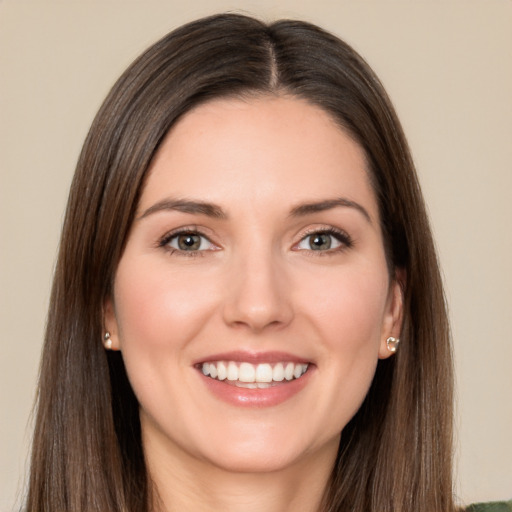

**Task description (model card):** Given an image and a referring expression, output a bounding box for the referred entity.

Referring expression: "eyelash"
[294,227,353,255]
[158,226,214,257]
[157,226,353,257]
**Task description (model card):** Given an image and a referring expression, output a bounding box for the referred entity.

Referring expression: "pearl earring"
[386,336,400,353]
[103,332,112,350]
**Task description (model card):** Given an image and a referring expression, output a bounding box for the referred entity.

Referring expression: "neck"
[145,432,338,512]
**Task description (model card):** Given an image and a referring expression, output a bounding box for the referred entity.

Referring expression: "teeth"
[201,361,308,384]
[227,361,238,381]
[293,364,304,379]
[239,362,255,382]
[217,361,227,380]
[235,381,258,389]
[273,363,285,382]
[255,363,273,383]
[284,362,294,381]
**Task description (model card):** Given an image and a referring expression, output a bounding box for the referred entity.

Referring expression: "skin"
[105,95,403,512]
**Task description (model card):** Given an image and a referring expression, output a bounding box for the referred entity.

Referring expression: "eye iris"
[310,233,331,250]
[178,234,201,251]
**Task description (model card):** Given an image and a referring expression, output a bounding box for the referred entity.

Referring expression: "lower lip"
[199,368,313,408]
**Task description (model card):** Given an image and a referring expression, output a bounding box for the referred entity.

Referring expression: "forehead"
[142,95,377,219]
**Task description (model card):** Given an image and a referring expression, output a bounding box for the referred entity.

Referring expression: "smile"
[201,361,309,388]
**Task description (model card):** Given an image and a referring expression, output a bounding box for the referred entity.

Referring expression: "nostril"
[223,295,294,332]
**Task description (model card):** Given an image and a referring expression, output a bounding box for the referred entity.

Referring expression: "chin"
[195,429,340,475]
[205,448,305,474]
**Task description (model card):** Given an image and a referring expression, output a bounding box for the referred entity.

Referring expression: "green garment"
[467,501,512,512]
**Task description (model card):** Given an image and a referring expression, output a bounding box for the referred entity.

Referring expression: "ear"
[103,297,121,351]
[378,269,405,359]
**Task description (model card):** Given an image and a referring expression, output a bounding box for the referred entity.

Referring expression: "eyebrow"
[289,198,372,223]
[138,196,372,223]
[138,198,227,220]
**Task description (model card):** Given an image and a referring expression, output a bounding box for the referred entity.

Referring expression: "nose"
[222,249,294,333]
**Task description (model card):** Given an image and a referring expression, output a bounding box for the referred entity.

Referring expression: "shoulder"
[466,501,512,512]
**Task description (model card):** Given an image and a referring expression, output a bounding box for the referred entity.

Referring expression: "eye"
[295,229,352,252]
[161,231,216,253]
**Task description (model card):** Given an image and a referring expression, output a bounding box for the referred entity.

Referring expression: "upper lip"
[193,350,311,365]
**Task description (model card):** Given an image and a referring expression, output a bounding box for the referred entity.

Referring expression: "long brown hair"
[26,13,456,512]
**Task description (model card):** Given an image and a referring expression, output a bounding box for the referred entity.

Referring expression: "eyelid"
[158,226,220,254]
[292,226,353,252]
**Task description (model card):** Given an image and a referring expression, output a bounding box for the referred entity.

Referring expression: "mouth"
[194,351,313,407]
[199,361,309,389]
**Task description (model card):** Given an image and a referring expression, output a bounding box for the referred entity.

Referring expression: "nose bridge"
[223,239,293,331]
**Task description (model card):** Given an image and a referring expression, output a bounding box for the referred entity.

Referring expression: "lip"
[195,351,314,408]
[193,350,311,365]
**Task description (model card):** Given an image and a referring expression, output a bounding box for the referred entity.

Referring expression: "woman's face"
[106,96,402,474]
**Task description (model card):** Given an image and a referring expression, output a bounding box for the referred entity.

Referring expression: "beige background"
[1,1,511,510]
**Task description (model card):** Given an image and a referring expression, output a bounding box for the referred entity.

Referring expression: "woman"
[24,13,509,512]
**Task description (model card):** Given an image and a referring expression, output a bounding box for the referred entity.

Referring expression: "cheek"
[111,258,224,428]
[302,264,390,347]
[296,264,389,420]
[113,257,221,352]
